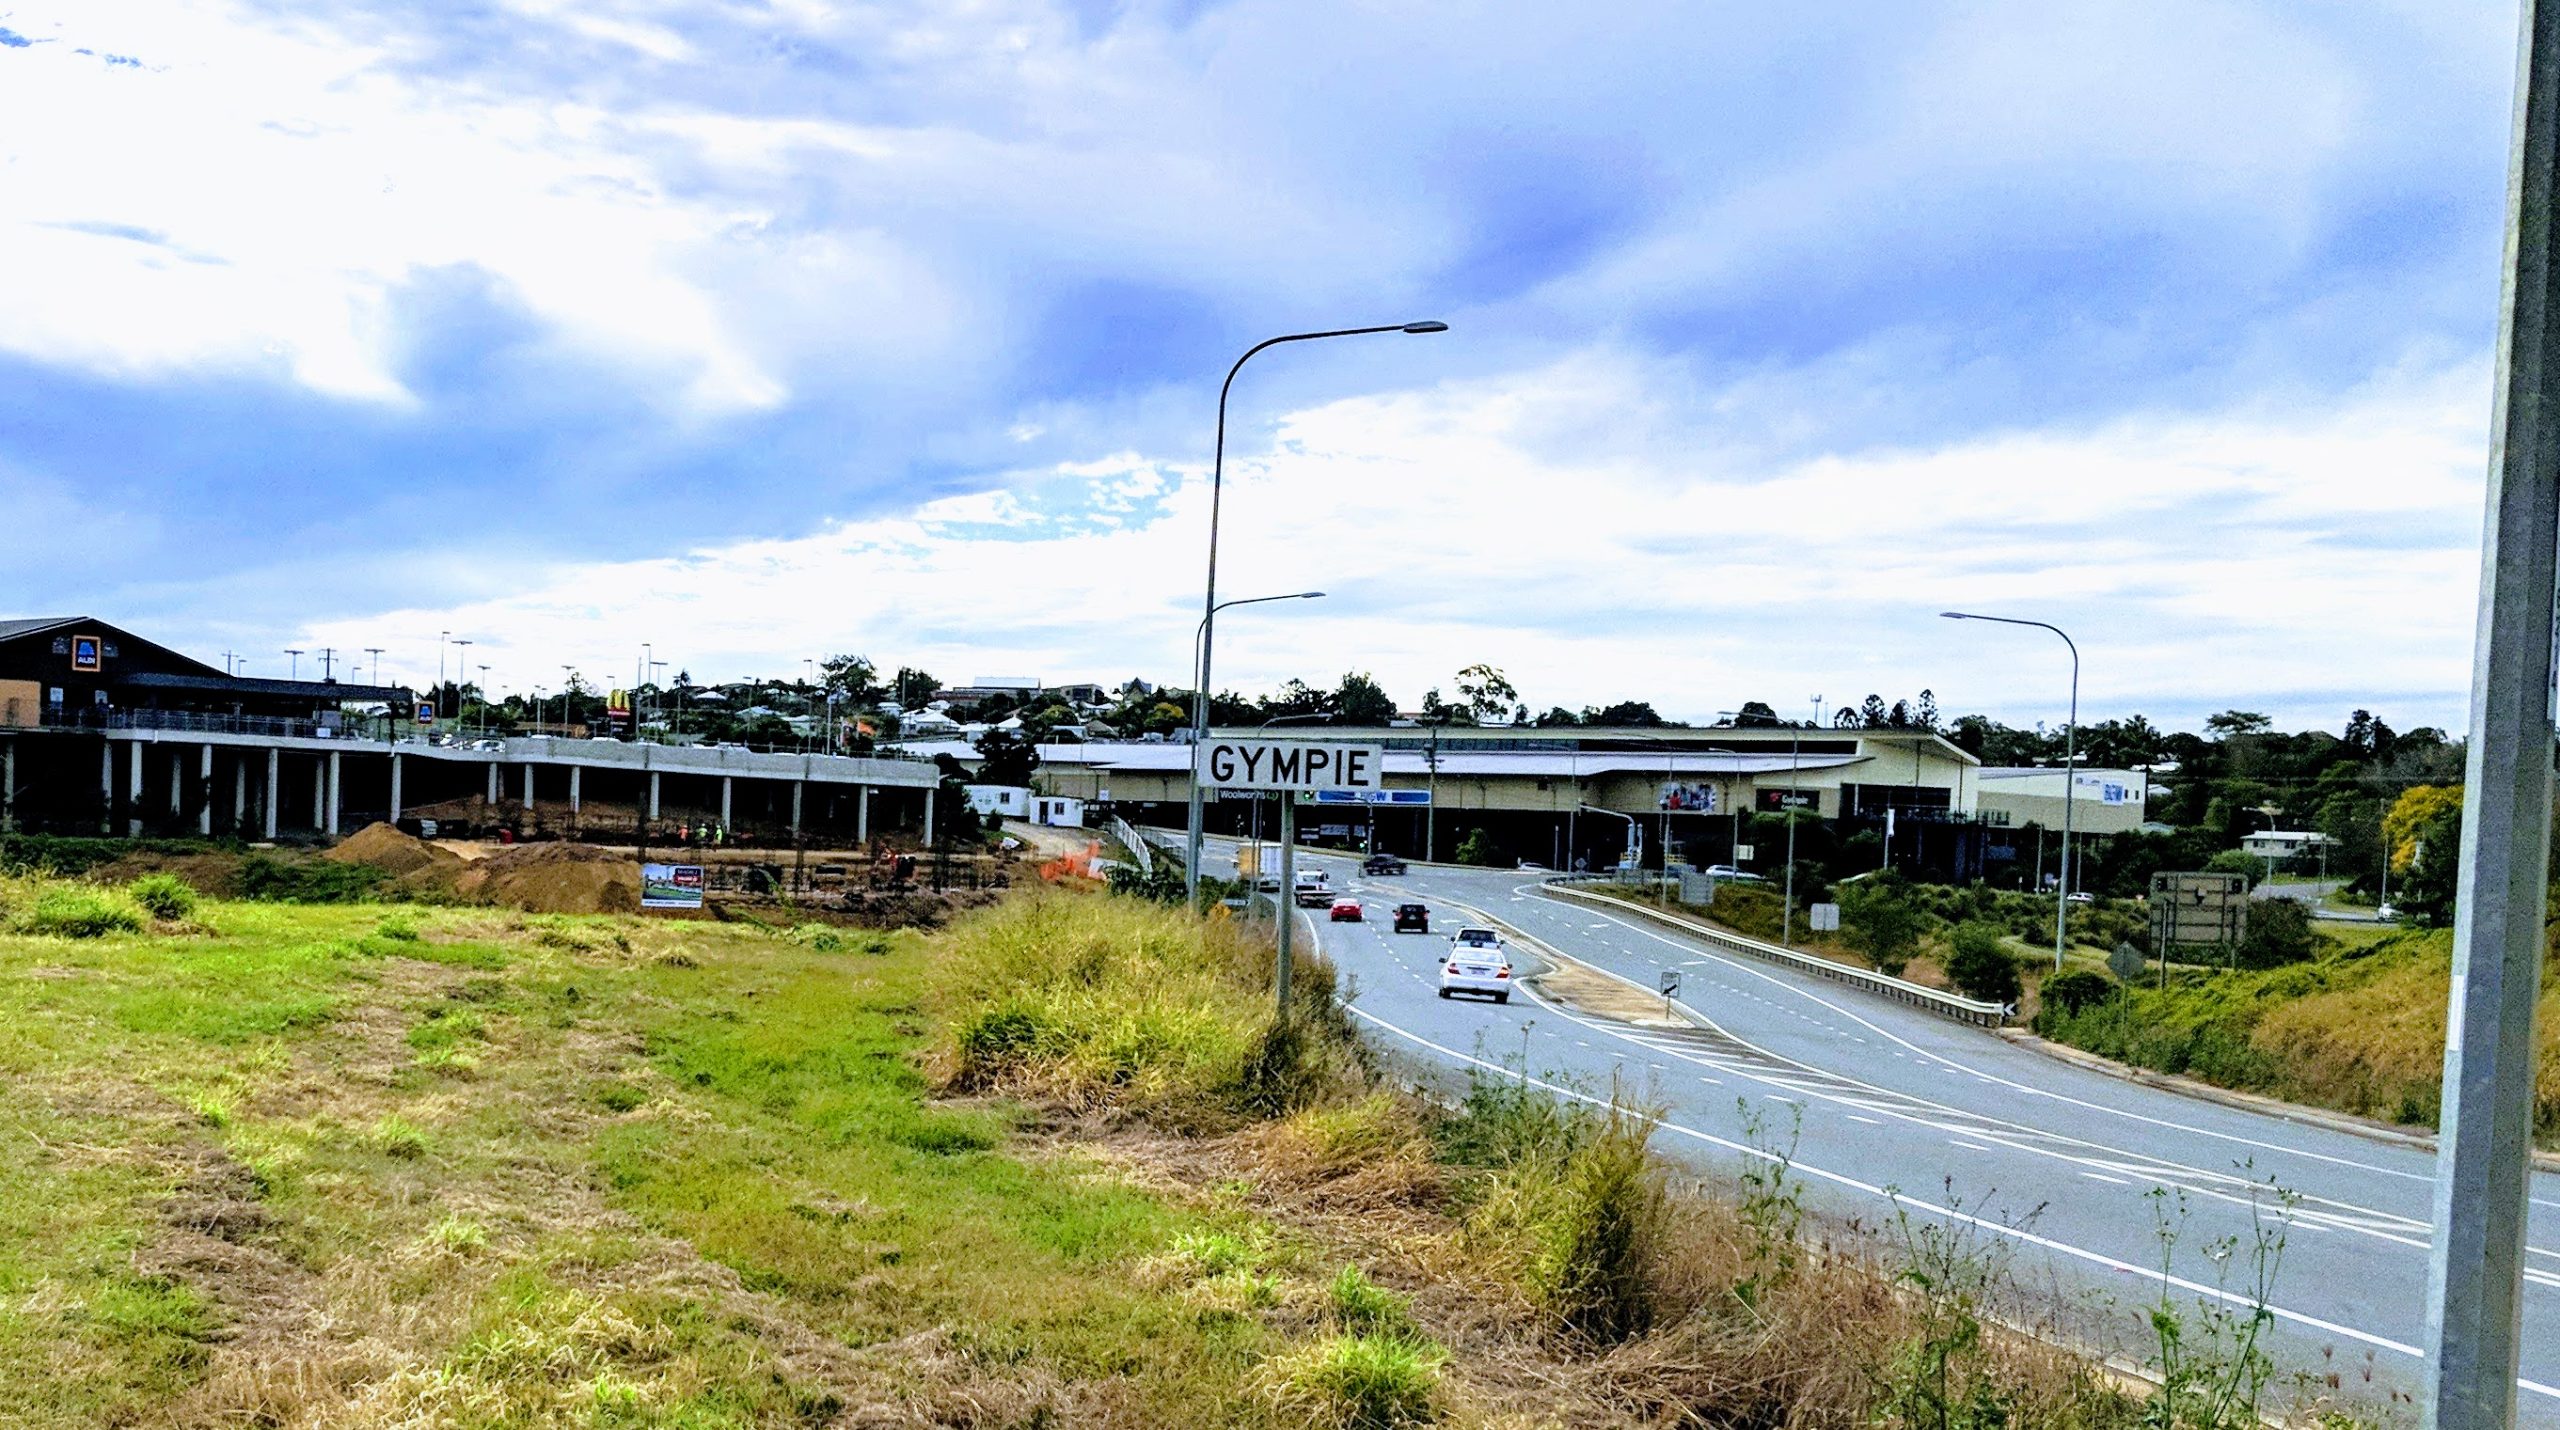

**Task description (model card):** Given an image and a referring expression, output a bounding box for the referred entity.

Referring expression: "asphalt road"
[1209,840,2560,1423]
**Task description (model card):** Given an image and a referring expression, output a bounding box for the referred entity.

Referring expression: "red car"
[1328,898,1363,923]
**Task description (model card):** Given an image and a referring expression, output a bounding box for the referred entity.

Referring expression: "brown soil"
[323,823,465,878]
[441,843,642,915]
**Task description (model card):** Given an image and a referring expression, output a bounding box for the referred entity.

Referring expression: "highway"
[1208,840,2560,1422]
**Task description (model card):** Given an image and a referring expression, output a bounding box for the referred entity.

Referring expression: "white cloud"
[293,353,2490,731]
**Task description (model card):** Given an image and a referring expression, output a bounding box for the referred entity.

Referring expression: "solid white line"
[2082,1172,2130,1186]
[1337,1002,2559,1393]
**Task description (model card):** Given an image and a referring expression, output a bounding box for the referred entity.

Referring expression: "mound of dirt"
[448,842,642,915]
[325,823,465,878]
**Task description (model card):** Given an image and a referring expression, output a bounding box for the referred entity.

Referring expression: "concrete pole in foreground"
[2425,5,2560,1422]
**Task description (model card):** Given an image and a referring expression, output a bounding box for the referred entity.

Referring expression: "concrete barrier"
[1537,877,2011,1028]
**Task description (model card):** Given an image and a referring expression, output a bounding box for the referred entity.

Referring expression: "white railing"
[1111,815,1155,876]
[1538,876,2012,1027]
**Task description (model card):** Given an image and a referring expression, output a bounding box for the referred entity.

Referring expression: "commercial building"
[897,723,2019,879]
[0,617,943,847]
[1972,766,2153,837]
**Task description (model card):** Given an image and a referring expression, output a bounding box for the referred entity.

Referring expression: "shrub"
[1840,873,1929,976]
[372,1115,432,1160]
[1945,922,2021,1005]
[127,873,198,921]
[2235,898,2317,969]
[1260,1333,1444,1429]
[237,855,388,904]
[1326,1265,1420,1341]
[1460,1085,1664,1344]
[2037,969,2117,1022]
[21,886,146,938]
[1454,828,1502,867]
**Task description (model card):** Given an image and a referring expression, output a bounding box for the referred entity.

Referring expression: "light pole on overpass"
[1941,612,2077,970]
[1782,695,1820,947]
[1185,321,1447,898]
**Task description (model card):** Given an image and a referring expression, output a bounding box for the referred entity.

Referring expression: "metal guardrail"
[1537,875,2012,1027]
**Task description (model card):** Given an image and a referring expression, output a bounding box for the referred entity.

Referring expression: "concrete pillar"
[923,787,935,846]
[388,755,402,824]
[310,756,326,833]
[2,739,15,833]
[263,749,279,840]
[790,781,803,835]
[485,763,499,806]
[169,748,184,817]
[196,746,212,837]
[647,771,661,821]
[128,743,144,837]
[857,785,870,843]
[568,766,581,816]
[233,756,248,835]
[100,743,114,836]
[720,776,733,830]
[325,752,341,837]
[522,761,535,810]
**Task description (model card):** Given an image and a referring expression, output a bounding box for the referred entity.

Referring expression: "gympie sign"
[1196,740,1384,793]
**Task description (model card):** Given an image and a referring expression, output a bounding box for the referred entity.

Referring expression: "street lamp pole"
[1185,320,1447,896]
[451,639,473,732]
[284,648,303,680]
[1942,612,2078,969]
[1782,695,1819,946]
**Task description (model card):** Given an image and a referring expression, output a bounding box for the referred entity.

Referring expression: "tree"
[1859,695,1889,728]
[1733,701,1782,728]
[819,654,880,704]
[1453,664,1519,724]
[891,667,939,706]
[1913,689,1939,731]
[975,729,1039,787]
[1534,706,1583,728]
[1945,922,2021,1004]
[2236,899,2318,969]
[2205,710,2273,737]
[1454,828,1504,867]
[2384,784,2464,923]
[1839,874,1927,977]
[1587,700,1674,727]
[1334,671,1398,725]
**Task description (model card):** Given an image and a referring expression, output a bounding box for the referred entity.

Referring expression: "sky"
[0,0,2524,734]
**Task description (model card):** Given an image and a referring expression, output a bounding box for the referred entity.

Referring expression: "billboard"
[2074,773,2139,806]
[641,863,705,910]
[1755,789,1817,812]
[1659,782,1718,812]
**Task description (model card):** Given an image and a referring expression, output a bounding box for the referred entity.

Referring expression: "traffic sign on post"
[1196,740,1384,792]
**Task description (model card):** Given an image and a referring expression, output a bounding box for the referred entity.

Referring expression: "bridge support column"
[720,776,732,831]
[568,766,581,831]
[857,785,870,844]
[485,764,499,807]
[923,787,935,846]
[169,748,183,819]
[263,749,279,840]
[2,738,15,833]
[789,781,802,837]
[522,762,535,812]
[128,743,144,836]
[234,756,248,835]
[647,771,661,821]
[196,746,212,837]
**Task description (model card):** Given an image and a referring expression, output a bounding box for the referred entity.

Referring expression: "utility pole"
[476,666,491,735]
[2425,3,2560,1421]
[319,647,335,681]
[1424,718,1442,861]
[284,648,303,680]
[364,648,384,688]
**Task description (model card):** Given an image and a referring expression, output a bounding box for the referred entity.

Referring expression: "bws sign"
[1197,740,1384,792]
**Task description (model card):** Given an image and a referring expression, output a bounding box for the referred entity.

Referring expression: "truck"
[1293,867,1334,907]
[1235,841,1285,892]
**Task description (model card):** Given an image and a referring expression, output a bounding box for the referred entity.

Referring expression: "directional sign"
[1196,740,1383,792]
[1300,788,1432,806]
[1659,968,1681,1000]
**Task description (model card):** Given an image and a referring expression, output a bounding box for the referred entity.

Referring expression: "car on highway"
[1392,902,1430,934]
[1439,946,1514,1003]
[1329,898,1363,923]
[1702,865,1765,882]
[1361,853,1406,876]
[2066,891,2096,904]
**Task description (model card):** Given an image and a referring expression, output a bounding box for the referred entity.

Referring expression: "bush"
[126,873,198,921]
[20,886,146,938]
[1326,1265,1421,1341]
[237,855,389,904]
[1457,1081,1664,1344]
[2201,849,2264,890]
[2235,898,2317,969]
[2036,969,2117,1023]
[1453,828,1502,867]
[1944,922,2021,1005]
[1839,873,1929,976]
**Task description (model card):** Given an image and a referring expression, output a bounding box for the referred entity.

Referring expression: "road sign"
[2148,872,2247,957]
[1659,968,1681,1000]
[1809,902,1840,932]
[1300,788,1431,806]
[1198,740,1383,792]
[1733,843,1755,861]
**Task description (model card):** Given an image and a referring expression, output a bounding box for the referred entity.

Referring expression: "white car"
[1439,942,1515,1003]
[1702,865,1766,882]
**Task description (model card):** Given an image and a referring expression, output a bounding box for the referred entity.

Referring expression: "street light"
[476,665,491,735]
[1782,695,1820,946]
[1942,611,2079,969]
[284,648,303,680]
[1185,321,1447,896]
[451,639,473,731]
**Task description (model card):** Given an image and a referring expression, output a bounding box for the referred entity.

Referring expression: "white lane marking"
[1509,948,2507,1261]
[1848,1115,1883,1126]
[1528,886,2515,1196]
[1953,1140,1994,1152]
[1340,1002,2560,1402]
[1766,1095,1800,1105]
[2082,1172,2130,1185]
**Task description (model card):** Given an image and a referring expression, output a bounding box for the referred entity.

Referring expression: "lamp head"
[1939,612,1968,620]
[1402,321,1448,334]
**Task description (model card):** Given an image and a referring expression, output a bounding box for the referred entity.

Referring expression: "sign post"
[1194,740,1384,1019]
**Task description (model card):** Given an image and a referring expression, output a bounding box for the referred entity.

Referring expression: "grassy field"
[0,870,2382,1427]
[2038,926,2560,1144]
